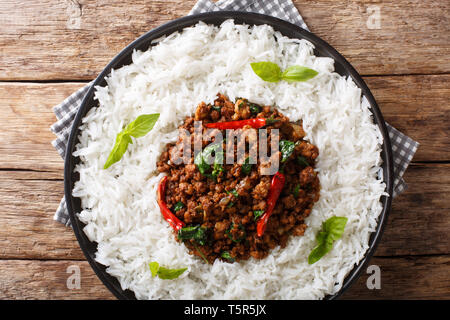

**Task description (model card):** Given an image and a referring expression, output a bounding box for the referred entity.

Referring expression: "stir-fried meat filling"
[156,94,320,264]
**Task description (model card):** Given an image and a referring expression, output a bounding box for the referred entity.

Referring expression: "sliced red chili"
[157,176,185,231]
[205,118,278,130]
[256,171,286,237]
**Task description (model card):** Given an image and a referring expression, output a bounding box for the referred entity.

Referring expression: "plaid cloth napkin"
[51,0,419,226]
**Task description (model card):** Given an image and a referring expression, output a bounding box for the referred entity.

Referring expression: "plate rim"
[64,11,394,300]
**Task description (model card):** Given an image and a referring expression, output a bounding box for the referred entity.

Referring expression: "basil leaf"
[173,202,185,212]
[124,113,160,138]
[149,261,159,278]
[297,156,309,167]
[308,216,348,264]
[281,65,318,82]
[103,132,133,169]
[221,251,235,262]
[226,223,246,243]
[242,157,252,175]
[104,113,160,169]
[279,140,296,163]
[323,216,348,242]
[253,210,264,221]
[195,143,224,179]
[157,266,188,280]
[211,105,222,112]
[249,103,262,114]
[178,225,208,246]
[226,189,239,198]
[194,151,210,175]
[292,184,300,198]
[250,61,282,82]
[149,261,187,280]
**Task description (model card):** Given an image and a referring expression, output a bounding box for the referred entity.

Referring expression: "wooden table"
[0,0,448,300]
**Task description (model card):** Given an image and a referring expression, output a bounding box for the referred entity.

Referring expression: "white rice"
[72,20,386,299]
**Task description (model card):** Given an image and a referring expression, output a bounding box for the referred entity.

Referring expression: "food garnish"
[104,113,160,169]
[157,176,186,231]
[194,143,224,180]
[149,261,187,280]
[256,171,286,237]
[205,117,279,130]
[308,216,348,264]
[177,225,209,246]
[250,62,318,83]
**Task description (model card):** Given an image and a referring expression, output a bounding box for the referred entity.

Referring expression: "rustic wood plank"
[0,75,448,174]
[0,164,448,260]
[0,255,447,299]
[342,255,450,300]
[364,75,450,162]
[0,260,114,299]
[0,82,86,172]
[0,170,84,260]
[375,163,450,256]
[0,0,448,80]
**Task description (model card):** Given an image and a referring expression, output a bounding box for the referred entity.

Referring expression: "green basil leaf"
[279,140,296,163]
[195,143,224,179]
[281,65,318,82]
[250,62,282,82]
[194,151,210,175]
[124,113,160,138]
[292,184,300,198]
[308,216,348,264]
[178,225,208,246]
[225,223,246,243]
[173,201,185,212]
[221,251,235,262]
[211,105,222,112]
[308,242,331,265]
[241,157,252,175]
[103,132,133,169]
[149,261,187,280]
[253,210,264,221]
[297,156,310,167]
[149,261,159,278]
[249,103,262,114]
[104,113,159,169]
[323,216,348,242]
[156,266,188,280]
[226,189,239,198]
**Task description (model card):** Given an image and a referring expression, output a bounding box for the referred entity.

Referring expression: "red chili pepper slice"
[205,118,278,130]
[157,176,185,231]
[256,171,286,237]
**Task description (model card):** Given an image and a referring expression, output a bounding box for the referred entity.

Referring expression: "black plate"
[64,11,394,300]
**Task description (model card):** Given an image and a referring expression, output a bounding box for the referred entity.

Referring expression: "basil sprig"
[178,225,209,246]
[292,184,300,198]
[253,210,264,221]
[173,201,185,212]
[279,140,296,163]
[149,261,187,280]
[104,113,160,169]
[221,251,235,262]
[194,143,224,180]
[251,62,318,83]
[241,156,252,175]
[308,216,348,264]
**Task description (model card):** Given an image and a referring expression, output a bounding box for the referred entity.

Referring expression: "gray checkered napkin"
[51,0,419,226]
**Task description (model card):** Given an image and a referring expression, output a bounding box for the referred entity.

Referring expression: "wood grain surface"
[0,0,448,300]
